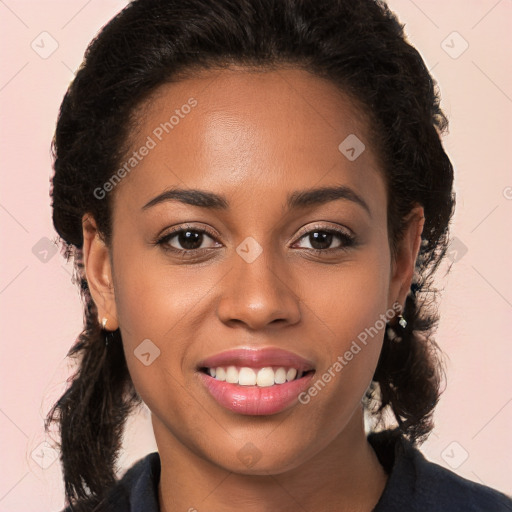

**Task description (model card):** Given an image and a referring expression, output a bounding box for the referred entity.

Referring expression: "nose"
[216,245,302,331]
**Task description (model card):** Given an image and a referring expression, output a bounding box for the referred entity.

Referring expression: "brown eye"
[156,226,221,253]
[306,231,336,250]
[294,227,355,253]
[173,230,206,250]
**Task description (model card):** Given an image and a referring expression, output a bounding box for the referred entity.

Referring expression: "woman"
[47,0,512,510]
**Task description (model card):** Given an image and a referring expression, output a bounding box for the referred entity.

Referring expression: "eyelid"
[293,222,354,242]
[157,223,220,241]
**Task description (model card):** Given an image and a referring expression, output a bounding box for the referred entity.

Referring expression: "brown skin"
[82,67,424,512]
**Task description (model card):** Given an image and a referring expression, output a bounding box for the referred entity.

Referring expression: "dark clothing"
[62,429,512,511]
[368,430,512,511]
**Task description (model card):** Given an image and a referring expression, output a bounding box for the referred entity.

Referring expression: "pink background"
[1,1,511,510]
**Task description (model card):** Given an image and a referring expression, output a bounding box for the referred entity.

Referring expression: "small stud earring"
[101,317,108,329]
[398,314,407,329]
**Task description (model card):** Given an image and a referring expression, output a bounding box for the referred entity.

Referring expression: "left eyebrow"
[286,185,372,219]
[142,184,371,218]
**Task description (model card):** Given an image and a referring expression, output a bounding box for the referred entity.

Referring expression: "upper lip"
[197,347,315,372]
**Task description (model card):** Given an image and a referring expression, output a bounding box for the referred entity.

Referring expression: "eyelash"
[155,223,356,257]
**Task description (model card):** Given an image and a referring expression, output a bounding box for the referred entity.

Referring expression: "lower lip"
[198,371,315,415]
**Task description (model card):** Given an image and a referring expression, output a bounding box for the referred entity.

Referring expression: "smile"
[196,347,316,415]
[201,366,311,387]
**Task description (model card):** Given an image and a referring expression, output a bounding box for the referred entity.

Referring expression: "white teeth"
[274,367,287,384]
[286,368,297,382]
[238,367,256,386]
[208,366,307,387]
[256,367,275,387]
[226,366,239,384]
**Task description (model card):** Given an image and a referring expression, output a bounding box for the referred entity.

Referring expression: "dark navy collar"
[128,451,161,511]
[369,429,512,511]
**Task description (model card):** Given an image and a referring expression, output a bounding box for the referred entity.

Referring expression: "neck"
[155,408,387,512]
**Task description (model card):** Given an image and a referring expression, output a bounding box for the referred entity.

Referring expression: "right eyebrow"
[142,188,229,211]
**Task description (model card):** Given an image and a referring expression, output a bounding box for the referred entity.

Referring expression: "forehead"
[113,66,385,217]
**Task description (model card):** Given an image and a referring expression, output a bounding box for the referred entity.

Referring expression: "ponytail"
[45,250,141,510]
[371,280,446,444]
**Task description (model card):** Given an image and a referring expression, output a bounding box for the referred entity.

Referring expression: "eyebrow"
[142,185,371,218]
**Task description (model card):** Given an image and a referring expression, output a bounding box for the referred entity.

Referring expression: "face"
[83,67,423,474]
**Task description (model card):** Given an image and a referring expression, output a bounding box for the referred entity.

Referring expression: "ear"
[387,205,425,313]
[81,213,119,330]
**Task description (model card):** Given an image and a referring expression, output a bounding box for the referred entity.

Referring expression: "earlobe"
[81,213,119,330]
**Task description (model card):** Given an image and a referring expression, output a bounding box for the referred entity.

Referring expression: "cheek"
[304,247,390,349]
[113,263,204,428]
[298,248,391,410]
[112,245,220,344]
[111,247,228,412]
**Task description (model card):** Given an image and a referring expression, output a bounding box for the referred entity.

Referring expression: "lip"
[196,347,316,415]
[197,347,315,372]
[198,371,315,415]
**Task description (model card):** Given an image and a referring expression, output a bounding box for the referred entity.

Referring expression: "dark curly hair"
[46,0,455,509]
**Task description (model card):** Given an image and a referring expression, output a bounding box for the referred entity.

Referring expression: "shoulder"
[58,451,161,512]
[369,429,512,512]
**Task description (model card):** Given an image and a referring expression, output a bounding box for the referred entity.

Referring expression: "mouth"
[199,365,315,387]
[196,347,316,415]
